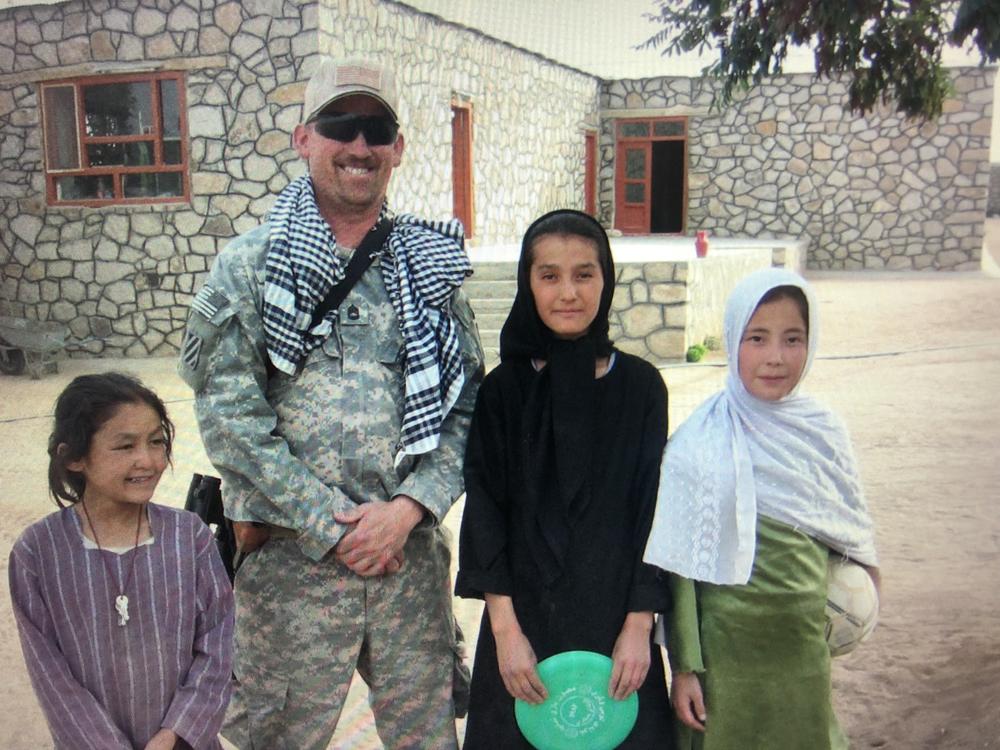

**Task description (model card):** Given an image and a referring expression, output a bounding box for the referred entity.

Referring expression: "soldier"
[177,56,484,750]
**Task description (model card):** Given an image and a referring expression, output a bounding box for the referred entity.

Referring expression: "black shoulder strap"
[310,218,393,328]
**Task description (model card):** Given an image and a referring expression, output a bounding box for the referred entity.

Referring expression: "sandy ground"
[1,221,999,748]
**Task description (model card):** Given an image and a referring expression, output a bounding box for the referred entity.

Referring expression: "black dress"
[456,351,675,748]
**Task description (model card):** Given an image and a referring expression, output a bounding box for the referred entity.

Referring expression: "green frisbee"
[514,650,639,750]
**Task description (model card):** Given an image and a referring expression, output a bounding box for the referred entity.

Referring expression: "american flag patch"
[335,64,381,90]
[191,284,229,321]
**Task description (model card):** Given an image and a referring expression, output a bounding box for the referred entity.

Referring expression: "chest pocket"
[376,335,404,369]
[179,283,238,393]
[341,296,403,368]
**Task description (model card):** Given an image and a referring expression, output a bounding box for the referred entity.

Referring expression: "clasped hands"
[231,495,424,578]
[333,494,424,577]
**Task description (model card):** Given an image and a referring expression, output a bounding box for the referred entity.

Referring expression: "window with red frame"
[40,71,189,205]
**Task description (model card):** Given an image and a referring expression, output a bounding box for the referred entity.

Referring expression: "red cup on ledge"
[695,230,709,258]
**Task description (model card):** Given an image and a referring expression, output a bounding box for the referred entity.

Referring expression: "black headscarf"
[499,209,616,584]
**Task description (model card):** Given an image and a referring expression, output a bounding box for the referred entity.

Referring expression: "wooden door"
[584,130,597,216]
[451,103,474,238]
[614,140,651,234]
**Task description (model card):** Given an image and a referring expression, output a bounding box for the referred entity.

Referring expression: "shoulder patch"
[181,329,203,371]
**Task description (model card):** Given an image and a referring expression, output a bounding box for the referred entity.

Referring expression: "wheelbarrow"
[0,316,86,379]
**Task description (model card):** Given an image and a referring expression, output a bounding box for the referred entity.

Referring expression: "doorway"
[584,130,597,216]
[451,101,474,238]
[613,118,687,234]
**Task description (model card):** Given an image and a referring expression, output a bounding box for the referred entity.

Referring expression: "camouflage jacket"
[178,223,485,562]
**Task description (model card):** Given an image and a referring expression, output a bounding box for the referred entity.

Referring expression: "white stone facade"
[601,70,995,271]
[0,0,597,357]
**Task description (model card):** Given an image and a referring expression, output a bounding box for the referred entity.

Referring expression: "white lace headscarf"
[644,268,878,585]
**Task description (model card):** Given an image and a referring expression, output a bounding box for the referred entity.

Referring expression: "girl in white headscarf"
[644,268,879,749]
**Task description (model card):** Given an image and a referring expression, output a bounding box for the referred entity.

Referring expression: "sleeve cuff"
[627,581,671,615]
[297,532,336,562]
[455,568,513,600]
[393,475,452,525]
[669,653,707,674]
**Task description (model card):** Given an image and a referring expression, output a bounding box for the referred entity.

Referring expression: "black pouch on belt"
[184,473,238,583]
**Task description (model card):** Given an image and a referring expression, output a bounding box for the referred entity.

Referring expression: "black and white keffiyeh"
[263,176,349,372]
[263,175,472,458]
[383,214,471,458]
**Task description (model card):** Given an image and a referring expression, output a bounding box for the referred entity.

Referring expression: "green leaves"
[642,0,997,120]
[951,0,1000,59]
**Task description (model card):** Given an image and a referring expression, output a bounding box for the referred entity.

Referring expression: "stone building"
[0,0,598,357]
[0,0,994,360]
[599,71,994,270]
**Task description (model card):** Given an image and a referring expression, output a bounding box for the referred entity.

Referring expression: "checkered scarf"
[263,175,472,457]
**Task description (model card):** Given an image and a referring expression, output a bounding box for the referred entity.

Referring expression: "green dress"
[668,516,848,750]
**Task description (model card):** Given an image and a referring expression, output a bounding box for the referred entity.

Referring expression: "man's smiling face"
[293,94,404,220]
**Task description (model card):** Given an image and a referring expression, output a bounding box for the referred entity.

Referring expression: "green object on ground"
[686,344,707,362]
[514,650,638,750]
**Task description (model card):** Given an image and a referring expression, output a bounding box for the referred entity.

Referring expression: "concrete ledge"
[469,236,803,364]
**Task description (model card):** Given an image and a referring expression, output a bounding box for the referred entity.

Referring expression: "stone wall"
[0,0,320,357]
[601,68,995,270]
[610,249,773,364]
[0,0,598,358]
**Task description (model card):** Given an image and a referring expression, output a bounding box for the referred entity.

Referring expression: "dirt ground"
[1,221,998,748]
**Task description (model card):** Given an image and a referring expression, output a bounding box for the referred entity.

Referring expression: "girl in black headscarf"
[457,210,674,747]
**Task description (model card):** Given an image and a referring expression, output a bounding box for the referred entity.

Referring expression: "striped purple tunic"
[9,503,234,750]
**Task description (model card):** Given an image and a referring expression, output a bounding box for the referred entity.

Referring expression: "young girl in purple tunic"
[9,373,234,750]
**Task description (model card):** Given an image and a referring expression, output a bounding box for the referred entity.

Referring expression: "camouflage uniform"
[179,222,484,750]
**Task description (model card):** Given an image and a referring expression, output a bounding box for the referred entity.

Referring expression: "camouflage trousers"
[222,526,463,750]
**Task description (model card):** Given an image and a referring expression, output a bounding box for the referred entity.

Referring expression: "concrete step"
[482,344,500,366]
[463,270,516,366]
[464,278,517,300]
[467,297,514,313]
[474,311,508,331]
[469,262,518,281]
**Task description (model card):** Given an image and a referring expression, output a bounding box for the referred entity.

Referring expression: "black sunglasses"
[310,112,399,146]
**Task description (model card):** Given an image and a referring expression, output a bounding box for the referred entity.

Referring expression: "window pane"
[123,171,182,198]
[625,183,645,203]
[87,141,155,166]
[46,73,188,205]
[163,138,182,165]
[84,81,153,136]
[55,174,115,200]
[619,121,649,137]
[160,79,180,137]
[43,86,79,170]
[653,120,685,137]
[625,148,646,179]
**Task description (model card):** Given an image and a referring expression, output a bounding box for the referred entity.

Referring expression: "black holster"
[184,473,238,583]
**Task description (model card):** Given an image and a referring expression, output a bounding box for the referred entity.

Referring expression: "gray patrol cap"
[303,56,399,123]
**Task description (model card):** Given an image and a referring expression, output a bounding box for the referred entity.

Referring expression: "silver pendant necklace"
[80,502,144,627]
